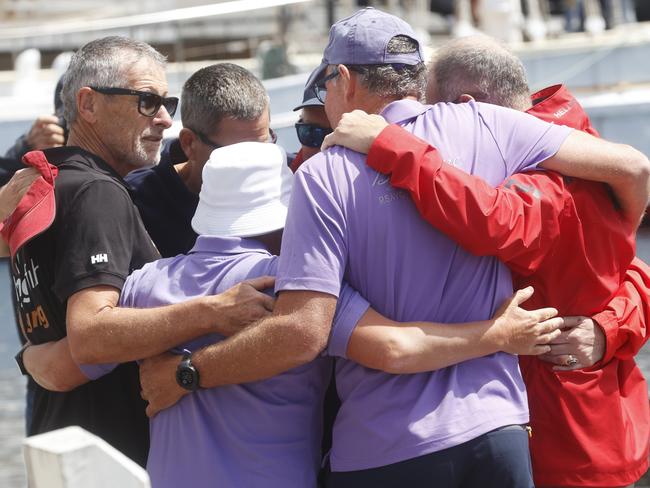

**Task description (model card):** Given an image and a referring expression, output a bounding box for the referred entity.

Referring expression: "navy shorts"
[326,424,534,488]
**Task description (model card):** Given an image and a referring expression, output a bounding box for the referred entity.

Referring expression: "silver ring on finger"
[565,355,578,367]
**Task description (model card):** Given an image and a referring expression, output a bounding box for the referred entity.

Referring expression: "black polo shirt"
[126,138,199,258]
[12,146,159,466]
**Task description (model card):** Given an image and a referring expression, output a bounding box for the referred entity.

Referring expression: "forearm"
[23,338,88,392]
[195,291,333,388]
[348,318,500,374]
[68,292,217,364]
[68,277,275,365]
[541,130,650,226]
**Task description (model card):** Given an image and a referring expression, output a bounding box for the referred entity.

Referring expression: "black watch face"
[178,369,195,388]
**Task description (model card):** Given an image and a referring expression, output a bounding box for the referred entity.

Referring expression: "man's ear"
[178,128,197,159]
[337,64,356,103]
[456,93,475,104]
[76,87,99,124]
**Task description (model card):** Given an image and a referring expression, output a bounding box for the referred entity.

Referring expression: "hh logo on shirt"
[90,253,108,264]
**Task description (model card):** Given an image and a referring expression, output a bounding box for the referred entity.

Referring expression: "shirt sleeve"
[368,125,566,276]
[275,166,347,296]
[78,362,118,380]
[53,179,140,302]
[592,257,650,365]
[326,282,370,358]
[477,102,573,174]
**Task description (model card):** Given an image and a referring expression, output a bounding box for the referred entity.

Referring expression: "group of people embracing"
[3,6,649,488]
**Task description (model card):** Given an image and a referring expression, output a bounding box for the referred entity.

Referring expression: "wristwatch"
[175,349,200,391]
[15,342,31,376]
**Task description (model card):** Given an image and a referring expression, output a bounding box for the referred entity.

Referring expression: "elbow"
[370,334,416,374]
[622,147,650,187]
[285,317,330,366]
[48,376,80,393]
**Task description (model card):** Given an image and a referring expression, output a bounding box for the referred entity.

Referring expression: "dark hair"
[349,35,426,101]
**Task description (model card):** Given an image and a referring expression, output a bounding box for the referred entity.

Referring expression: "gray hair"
[61,36,167,124]
[181,63,269,135]
[430,36,530,111]
[350,36,427,101]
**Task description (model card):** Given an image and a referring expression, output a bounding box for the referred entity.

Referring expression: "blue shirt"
[276,99,572,471]
[125,139,198,258]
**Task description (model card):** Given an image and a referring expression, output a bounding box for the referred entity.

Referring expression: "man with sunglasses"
[138,8,649,487]
[5,36,273,466]
[126,63,275,258]
[290,84,332,172]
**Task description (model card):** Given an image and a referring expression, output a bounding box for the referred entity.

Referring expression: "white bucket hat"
[191,141,292,238]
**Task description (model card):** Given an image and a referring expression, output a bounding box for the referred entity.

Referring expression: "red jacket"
[367,85,650,486]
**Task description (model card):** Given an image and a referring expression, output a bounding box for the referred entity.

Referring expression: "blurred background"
[0,1,649,486]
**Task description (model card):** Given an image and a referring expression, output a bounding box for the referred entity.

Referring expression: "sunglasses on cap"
[295,122,333,148]
[89,86,179,118]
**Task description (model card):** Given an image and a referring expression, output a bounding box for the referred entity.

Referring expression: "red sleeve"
[592,257,650,364]
[367,124,566,276]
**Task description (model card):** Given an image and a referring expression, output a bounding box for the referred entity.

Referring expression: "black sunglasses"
[193,128,278,151]
[89,86,179,117]
[313,66,366,104]
[295,122,332,148]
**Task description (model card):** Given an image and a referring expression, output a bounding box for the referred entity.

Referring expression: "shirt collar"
[380,98,430,125]
[190,235,273,256]
[43,146,124,182]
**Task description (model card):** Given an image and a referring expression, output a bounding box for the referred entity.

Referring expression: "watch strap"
[15,342,31,376]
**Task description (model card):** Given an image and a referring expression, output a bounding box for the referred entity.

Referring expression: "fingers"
[537,317,564,335]
[260,294,275,312]
[530,306,559,322]
[512,286,534,306]
[544,344,576,355]
[29,116,66,150]
[538,352,584,370]
[245,275,275,291]
[529,344,552,355]
[35,115,60,125]
[321,132,335,151]
[535,328,562,345]
[559,315,587,329]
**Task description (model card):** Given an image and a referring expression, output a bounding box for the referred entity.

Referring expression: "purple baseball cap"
[309,7,424,88]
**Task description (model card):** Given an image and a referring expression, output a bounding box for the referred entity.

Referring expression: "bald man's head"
[427,36,531,112]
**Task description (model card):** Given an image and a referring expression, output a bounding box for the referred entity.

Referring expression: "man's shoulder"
[56,164,128,200]
[299,145,366,177]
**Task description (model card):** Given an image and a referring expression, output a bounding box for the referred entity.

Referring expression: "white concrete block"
[23,426,150,488]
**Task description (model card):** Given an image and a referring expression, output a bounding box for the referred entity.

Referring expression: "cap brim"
[293,96,324,112]
[1,176,56,256]
[294,61,328,111]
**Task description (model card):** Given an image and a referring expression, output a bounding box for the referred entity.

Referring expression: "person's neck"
[249,229,283,256]
[67,127,129,177]
[175,159,204,194]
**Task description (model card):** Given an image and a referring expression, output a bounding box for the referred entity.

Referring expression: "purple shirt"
[276,99,572,471]
[112,236,368,488]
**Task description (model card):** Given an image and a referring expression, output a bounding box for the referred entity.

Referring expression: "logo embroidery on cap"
[90,253,108,264]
